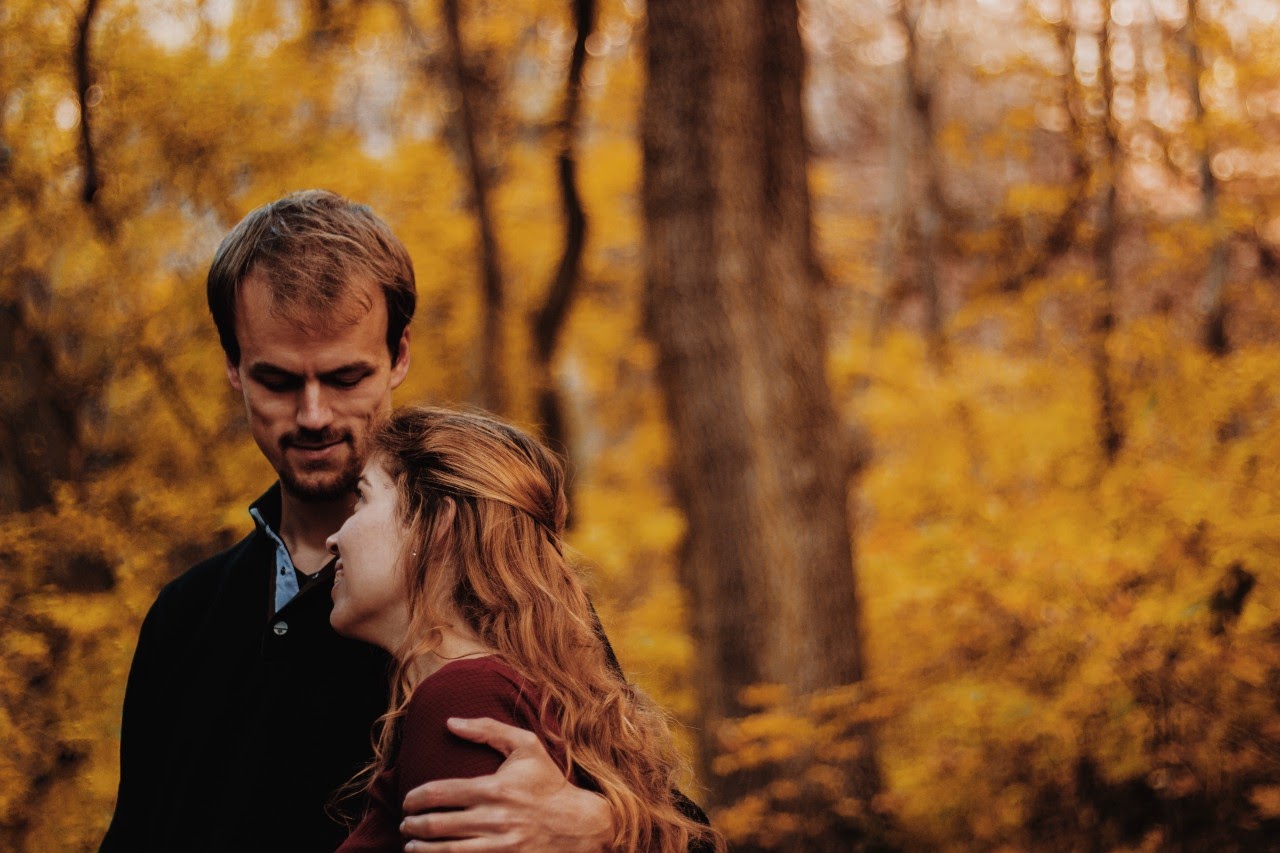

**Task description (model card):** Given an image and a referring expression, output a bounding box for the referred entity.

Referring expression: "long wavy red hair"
[364,405,721,852]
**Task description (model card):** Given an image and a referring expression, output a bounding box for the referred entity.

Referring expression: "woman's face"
[327,457,412,651]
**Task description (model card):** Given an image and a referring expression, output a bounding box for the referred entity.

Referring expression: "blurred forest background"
[3,0,1280,849]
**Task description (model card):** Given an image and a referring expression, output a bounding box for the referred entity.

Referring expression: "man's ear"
[226,355,243,393]
[389,327,411,390]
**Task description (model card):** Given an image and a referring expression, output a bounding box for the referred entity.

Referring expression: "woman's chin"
[330,612,387,651]
[329,606,354,639]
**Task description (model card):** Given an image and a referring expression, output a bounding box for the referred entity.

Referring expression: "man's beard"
[278,429,362,502]
[279,460,362,502]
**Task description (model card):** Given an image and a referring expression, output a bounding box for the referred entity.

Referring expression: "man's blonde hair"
[207,190,416,365]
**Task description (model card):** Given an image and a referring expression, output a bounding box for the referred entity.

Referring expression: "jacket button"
[272,621,288,636]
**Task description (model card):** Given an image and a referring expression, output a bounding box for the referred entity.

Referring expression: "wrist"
[567,787,613,851]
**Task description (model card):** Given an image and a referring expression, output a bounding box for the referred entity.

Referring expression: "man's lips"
[285,438,347,458]
[287,438,345,450]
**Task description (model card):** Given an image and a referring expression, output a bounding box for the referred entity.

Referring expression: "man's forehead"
[234,271,391,370]
[240,324,386,371]
[237,268,379,329]
[238,268,386,329]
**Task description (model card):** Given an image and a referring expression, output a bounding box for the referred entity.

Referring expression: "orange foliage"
[2,0,1280,851]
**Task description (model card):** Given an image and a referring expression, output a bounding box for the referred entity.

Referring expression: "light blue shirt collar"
[250,505,301,615]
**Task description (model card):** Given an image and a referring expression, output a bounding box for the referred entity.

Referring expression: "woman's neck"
[406,627,495,684]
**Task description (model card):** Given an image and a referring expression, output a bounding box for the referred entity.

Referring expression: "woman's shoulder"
[405,656,539,721]
[393,657,544,790]
[401,655,574,784]
[428,654,525,681]
[420,655,529,690]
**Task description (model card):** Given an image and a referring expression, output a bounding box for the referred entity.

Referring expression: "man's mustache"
[281,429,352,450]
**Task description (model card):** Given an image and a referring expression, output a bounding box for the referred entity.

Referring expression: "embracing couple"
[100,191,721,852]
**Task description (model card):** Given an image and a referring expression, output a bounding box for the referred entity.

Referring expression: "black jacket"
[101,487,391,852]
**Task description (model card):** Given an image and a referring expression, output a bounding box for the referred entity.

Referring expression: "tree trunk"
[642,0,879,841]
[0,275,83,514]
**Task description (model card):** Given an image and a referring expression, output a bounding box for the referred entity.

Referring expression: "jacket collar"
[248,483,284,536]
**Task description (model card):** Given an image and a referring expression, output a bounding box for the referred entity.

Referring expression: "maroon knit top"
[337,656,571,851]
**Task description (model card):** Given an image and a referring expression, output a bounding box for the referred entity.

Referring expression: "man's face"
[226,271,410,503]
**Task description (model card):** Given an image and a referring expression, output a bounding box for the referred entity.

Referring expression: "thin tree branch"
[533,0,593,366]
[1185,0,1230,356]
[866,64,909,348]
[441,0,507,414]
[134,344,220,451]
[74,0,112,238]
[898,0,949,369]
[1092,2,1124,466]
[995,11,1091,295]
[530,0,595,523]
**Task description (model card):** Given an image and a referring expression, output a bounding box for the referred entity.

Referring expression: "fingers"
[403,836,514,853]
[403,775,496,813]
[400,720,588,852]
[445,716,542,757]
[401,808,514,848]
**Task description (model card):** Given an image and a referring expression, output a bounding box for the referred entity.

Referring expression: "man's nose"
[297,382,333,431]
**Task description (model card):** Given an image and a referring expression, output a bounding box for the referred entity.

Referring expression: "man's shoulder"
[129,527,271,671]
[151,528,266,616]
[155,484,281,601]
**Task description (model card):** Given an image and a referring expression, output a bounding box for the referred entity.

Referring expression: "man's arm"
[99,598,175,851]
[400,717,613,853]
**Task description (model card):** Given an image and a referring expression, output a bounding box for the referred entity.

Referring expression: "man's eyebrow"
[246,362,299,379]
[320,362,377,377]
[244,361,376,379]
